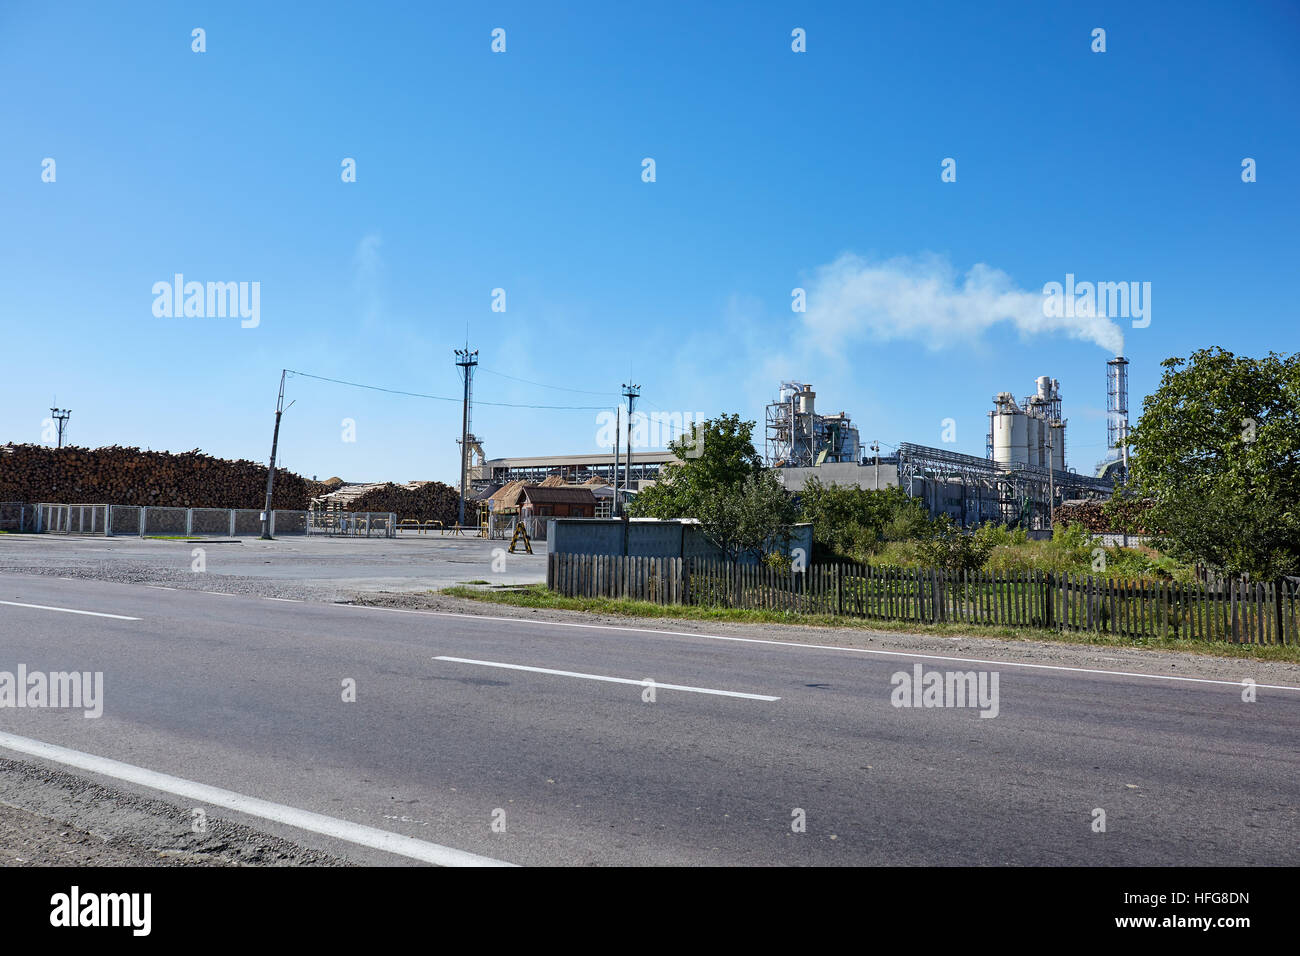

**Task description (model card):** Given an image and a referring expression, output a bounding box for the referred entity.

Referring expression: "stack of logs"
[342,481,461,524]
[1056,498,1152,535]
[0,444,311,510]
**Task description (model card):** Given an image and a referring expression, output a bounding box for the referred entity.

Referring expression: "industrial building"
[986,375,1067,472]
[765,382,861,467]
[471,451,678,491]
[770,371,1119,530]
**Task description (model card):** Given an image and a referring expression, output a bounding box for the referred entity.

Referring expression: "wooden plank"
[1255,582,1264,645]
[1107,577,1115,636]
[1230,579,1239,642]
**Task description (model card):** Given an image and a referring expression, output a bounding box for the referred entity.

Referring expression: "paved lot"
[1,571,1297,866]
[0,533,547,598]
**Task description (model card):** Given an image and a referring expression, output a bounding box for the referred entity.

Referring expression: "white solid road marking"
[199,590,239,597]
[338,604,1300,694]
[145,586,176,591]
[0,730,514,868]
[0,600,140,621]
[435,655,781,701]
[263,597,303,603]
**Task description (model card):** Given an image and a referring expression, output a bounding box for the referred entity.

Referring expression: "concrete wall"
[775,462,898,492]
[549,518,813,563]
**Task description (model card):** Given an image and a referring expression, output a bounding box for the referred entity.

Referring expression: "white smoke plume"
[801,253,1124,355]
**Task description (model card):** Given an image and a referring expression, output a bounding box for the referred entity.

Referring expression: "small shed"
[521,485,597,519]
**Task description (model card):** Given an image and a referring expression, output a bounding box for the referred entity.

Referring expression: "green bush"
[915,516,996,575]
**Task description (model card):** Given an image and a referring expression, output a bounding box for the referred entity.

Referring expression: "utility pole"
[49,408,71,448]
[261,370,293,540]
[621,383,639,509]
[870,441,880,490]
[1046,421,1064,529]
[455,348,478,528]
[613,405,622,517]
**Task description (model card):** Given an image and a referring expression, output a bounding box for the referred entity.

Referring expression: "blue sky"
[2,0,1296,485]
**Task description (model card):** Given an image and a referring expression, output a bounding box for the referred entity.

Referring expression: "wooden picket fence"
[545,553,1300,645]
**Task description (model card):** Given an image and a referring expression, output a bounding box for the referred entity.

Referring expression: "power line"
[284,369,612,410]
[479,367,619,397]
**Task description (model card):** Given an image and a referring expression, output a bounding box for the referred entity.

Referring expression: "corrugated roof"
[523,486,597,505]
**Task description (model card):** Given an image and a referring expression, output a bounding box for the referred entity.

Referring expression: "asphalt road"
[1,572,1296,865]
[0,534,548,594]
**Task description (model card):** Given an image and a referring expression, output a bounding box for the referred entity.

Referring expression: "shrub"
[915,516,995,575]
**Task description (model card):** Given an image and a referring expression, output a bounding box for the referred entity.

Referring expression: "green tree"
[626,413,763,519]
[797,478,933,561]
[1121,348,1300,578]
[697,471,799,561]
[626,414,797,560]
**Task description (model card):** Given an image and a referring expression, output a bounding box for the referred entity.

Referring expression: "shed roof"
[522,486,597,506]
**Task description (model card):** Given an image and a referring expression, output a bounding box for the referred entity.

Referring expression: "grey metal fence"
[143,507,189,536]
[36,504,108,535]
[307,511,395,537]
[190,508,233,535]
[0,502,34,532]
[20,503,389,538]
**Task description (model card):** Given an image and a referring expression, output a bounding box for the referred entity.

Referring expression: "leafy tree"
[1122,348,1300,578]
[625,414,795,560]
[627,413,763,519]
[697,471,799,561]
[797,479,933,561]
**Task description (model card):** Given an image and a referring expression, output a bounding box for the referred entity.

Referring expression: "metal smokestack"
[1107,356,1130,472]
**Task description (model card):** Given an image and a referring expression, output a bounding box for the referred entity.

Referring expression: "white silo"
[992,395,1028,466]
[797,387,816,416]
[1025,414,1042,466]
[1050,421,1066,472]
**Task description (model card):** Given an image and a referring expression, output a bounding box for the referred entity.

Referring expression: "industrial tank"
[1050,423,1066,472]
[1025,414,1041,467]
[992,401,1028,465]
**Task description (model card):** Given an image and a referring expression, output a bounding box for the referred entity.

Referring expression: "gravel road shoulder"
[0,758,349,867]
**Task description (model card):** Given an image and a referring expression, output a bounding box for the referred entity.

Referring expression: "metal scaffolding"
[897,442,1116,530]
[765,381,860,467]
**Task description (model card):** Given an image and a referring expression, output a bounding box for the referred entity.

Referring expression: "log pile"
[1056,498,1152,535]
[0,443,310,509]
[341,481,461,524]
[305,476,344,500]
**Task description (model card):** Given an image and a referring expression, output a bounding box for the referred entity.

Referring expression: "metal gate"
[38,504,108,535]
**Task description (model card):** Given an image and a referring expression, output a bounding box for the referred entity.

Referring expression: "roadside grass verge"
[440,584,1300,664]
